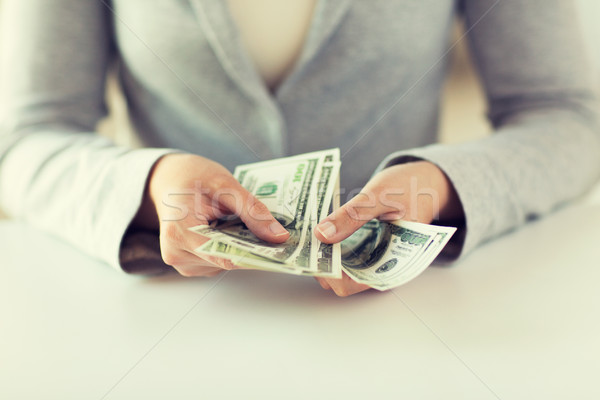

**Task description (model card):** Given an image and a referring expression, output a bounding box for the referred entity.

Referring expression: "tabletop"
[1,194,599,400]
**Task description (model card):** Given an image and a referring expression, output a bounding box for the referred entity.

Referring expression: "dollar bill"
[190,149,340,269]
[341,220,456,290]
[301,155,342,277]
[194,239,305,274]
[193,151,342,277]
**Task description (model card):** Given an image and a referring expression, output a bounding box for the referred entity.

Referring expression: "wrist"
[383,161,463,223]
[131,155,169,231]
[418,161,463,222]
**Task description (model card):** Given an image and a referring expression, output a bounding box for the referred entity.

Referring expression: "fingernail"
[379,211,403,221]
[317,221,336,239]
[269,221,288,236]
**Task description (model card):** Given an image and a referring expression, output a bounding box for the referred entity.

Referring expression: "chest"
[111,0,457,95]
[226,0,318,89]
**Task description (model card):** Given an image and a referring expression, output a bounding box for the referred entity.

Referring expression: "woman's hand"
[314,161,463,297]
[133,154,289,277]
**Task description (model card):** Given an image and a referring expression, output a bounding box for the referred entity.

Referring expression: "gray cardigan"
[1,0,599,273]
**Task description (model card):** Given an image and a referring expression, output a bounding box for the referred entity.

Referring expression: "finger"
[162,246,217,268]
[193,193,231,222]
[315,277,331,290]
[168,252,225,277]
[160,223,228,276]
[166,253,224,277]
[178,244,236,271]
[315,190,405,244]
[200,254,237,270]
[212,180,290,243]
[378,211,405,221]
[161,223,236,277]
[176,265,223,277]
[322,273,372,297]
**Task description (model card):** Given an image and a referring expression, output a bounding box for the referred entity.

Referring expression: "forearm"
[377,102,600,257]
[0,130,174,269]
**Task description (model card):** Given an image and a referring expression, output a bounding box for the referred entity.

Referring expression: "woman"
[1,0,598,296]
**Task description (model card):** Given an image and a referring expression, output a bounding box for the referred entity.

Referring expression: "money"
[190,149,456,290]
[340,220,456,290]
[190,149,342,277]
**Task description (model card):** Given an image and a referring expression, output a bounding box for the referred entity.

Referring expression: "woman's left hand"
[313,161,463,297]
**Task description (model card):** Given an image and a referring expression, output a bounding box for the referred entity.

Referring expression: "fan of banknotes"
[189,148,456,291]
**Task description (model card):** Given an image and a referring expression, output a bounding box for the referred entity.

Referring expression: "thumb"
[240,194,290,243]
[218,183,290,243]
[314,191,405,244]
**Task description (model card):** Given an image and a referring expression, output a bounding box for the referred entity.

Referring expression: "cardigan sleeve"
[0,0,174,271]
[375,0,600,259]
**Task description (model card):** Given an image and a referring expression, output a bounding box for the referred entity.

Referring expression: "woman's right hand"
[133,153,290,277]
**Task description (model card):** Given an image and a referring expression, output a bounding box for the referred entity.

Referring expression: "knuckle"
[340,206,369,227]
[250,199,269,214]
[178,266,222,278]
[247,199,271,221]
[369,183,386,193]
[206,173,235,193]
[201,256,220,268]
[205,269,223,277]
[380,194,407,214]
[161,222,182,244]
[161,250,181,267]
[176,266,196,277]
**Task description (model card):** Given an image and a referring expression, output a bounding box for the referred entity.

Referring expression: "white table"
[1,199,599,400]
